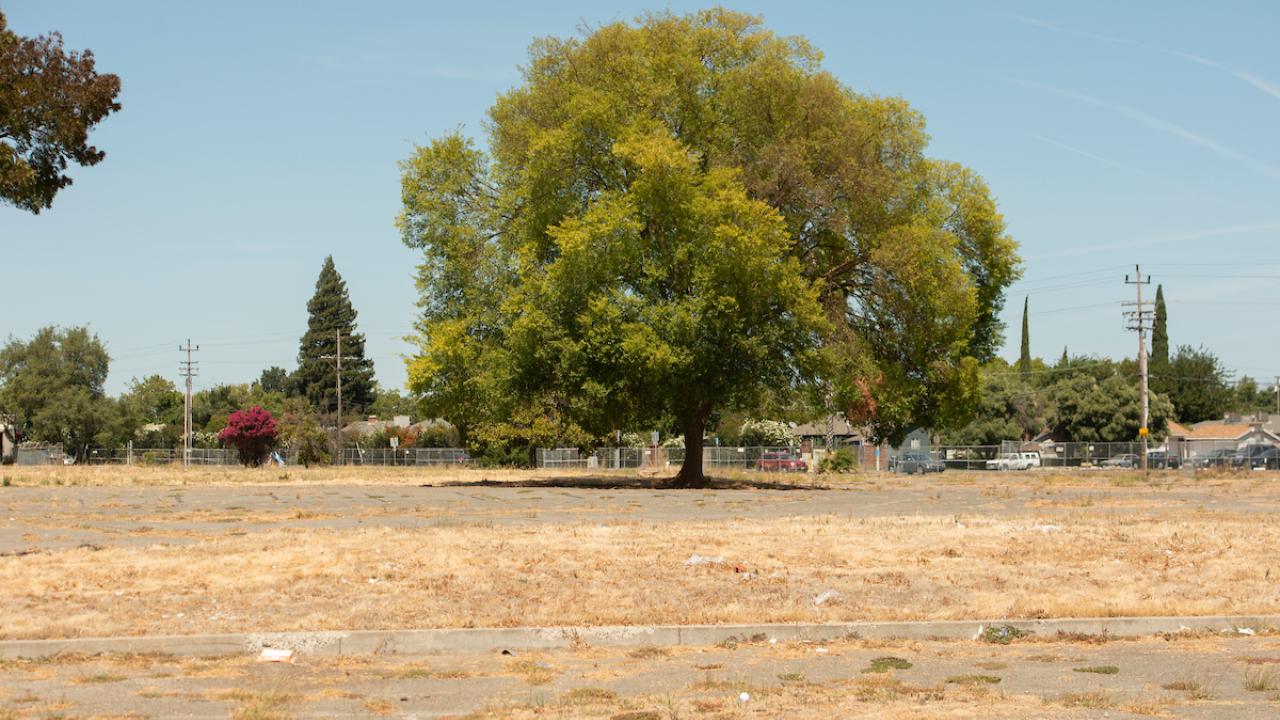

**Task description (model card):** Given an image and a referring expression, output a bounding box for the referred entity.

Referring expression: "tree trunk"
[672,406,710,488]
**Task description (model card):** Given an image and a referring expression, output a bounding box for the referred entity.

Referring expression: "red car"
[757,451,808,472]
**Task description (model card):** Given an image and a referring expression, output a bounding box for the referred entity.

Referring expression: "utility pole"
[321,331,343,466]
[1124,266,1152,473]
[178,339,199,467]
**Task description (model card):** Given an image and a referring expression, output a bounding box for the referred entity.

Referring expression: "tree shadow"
[430,474,829,491]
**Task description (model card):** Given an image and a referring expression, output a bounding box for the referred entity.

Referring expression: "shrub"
[218,406,279,467]
[475,443,531,468]
[140,450,168,466]
[819,447,856,473]
[278,401,328,467]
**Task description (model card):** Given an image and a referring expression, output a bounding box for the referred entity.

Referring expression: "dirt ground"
[1,635,1278,719]
[2,468,1279,640]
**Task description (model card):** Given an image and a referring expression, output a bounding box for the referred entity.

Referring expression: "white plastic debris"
[258,648,294,663]
[814,590,840,606]
[1037,525,1061,533]
[739,692,751,703]
[769,638,778,645]
[815,647,829,654]
[1237,627,1256,636]
[684,553,724,566]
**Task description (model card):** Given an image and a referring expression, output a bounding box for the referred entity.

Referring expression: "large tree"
[1045,373,1174,443]
[399,10,1019,486]
[114,374,184,447]
[1161,345,1231,423]
[0,326,112,458]
[941,364,1044,445]
[0,11,121,213]
[292,256,376,418]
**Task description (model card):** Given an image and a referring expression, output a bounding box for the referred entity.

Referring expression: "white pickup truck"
[985,452,1041,471]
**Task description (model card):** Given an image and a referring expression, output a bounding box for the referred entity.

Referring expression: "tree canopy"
[0,11,121,213]
[292,256,376,417]
[399,9,1020,484]
[0,325,112,457]
[1160,345,1232,423]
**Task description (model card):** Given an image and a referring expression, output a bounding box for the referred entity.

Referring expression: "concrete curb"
[2,615,1275,660]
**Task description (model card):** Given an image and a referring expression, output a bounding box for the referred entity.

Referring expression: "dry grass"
[4,507,1280,639]
[2,463,1270,490]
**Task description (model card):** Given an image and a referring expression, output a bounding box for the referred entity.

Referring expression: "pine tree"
[1018,296,1031,378]
[293,256,376,417]
[1151,284,1169,374]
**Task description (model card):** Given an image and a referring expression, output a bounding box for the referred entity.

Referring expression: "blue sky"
[3,1,1279,397]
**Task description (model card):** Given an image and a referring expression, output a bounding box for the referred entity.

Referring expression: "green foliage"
[1074,666,1120,675]
[862,657,913,673]
[818,447,856,474]
[979,625,1029,645]
[474,442,532,468]
[0,326,113,458]
[941,364,1044,445]
[399,10,1019,484]
[111,374,183,447]
[1019,297,1031,378]
[369,388,418,421]
[192,383,285,434]
[293,256,376,416]
[0,11,121,213]
[737,419,795,447]
[256,367,291,395]
[277,398,329,467]
[1151,284,1169,380]
[1233,376,1276,415]
[1160,345,1232,423]
[1046,373,1173,442]
[412,420,460,448]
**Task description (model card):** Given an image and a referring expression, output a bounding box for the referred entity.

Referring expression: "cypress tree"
[1151,284,1169,372]
[1059,346,1069,368]
[293,256,376,416]
[1018,296,1031,377]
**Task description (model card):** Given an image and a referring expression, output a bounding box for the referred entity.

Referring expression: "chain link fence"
[536,446,813,472]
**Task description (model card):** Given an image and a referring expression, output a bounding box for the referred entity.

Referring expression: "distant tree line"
[0,258,418,462]
[944,285,1272,445]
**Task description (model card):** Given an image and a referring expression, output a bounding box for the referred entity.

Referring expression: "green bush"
[819,448,856,473]
[140,450,169,466]
[475,443,531,468]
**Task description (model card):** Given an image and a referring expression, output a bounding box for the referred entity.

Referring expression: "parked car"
[1100,453,1139,469]
[895,451,945,474]
[1147,449,1181,469]
[757,451,808,473]
[1232,444,1280,470]
[985,452,1041,471]
[1193,448,1236,469]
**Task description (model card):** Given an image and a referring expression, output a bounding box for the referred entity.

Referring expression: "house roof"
[791,415,862,438]
[342,420,387,436]
[1166,421,1192,437]
[1183,423,1274,441]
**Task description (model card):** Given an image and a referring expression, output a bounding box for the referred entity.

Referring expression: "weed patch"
[946,674,1001,685]
[1073,665,1119,675]
[861,656,913,673]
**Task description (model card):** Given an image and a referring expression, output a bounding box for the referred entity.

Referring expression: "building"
[1180,414,1280,460]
